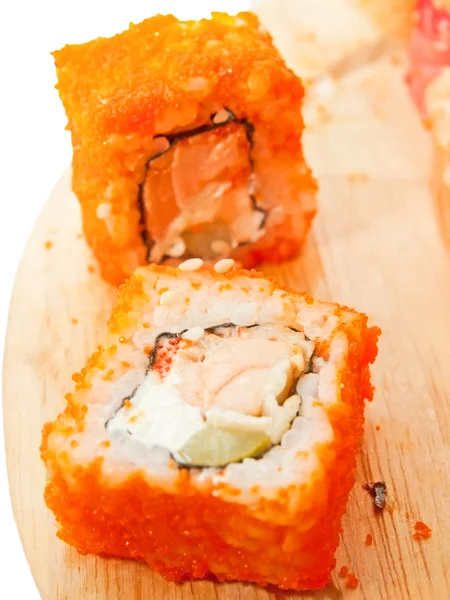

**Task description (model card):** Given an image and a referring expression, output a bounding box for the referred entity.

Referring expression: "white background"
[0,1,250,597]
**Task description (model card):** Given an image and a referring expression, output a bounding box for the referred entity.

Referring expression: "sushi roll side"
[407,1,450,242]
[53,12,317,285]
[41,262,380,590]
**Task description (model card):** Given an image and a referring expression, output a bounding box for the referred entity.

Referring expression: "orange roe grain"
[142,322,151,328]
[413,521,432,541]
[44,241,53,250]
[123,399,132,409]
[121,361,131,368]
[71,318,79,325]
[346,573,359,589]
[100,440,111,448]
[102,369,115,381]
[365,534,373,546]
[88,265,95,273]
[339,566,349,578]
[70,440,79,448]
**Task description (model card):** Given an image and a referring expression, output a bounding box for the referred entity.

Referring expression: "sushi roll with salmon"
[41,260,380,590]
[53,12,317,285]
[407,1,450,242]
[407,0,450,114]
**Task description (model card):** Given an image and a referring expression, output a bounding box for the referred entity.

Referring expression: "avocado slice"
[176,425,271,467]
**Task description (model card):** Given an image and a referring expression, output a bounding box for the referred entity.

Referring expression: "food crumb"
[339,566,349,578]
[71,318,79,325]
[422,117,432,131]
[375,425,381,431]
[346,573,359,589]
[413,521,432,541]
[88,265,95,273]
[44,241,53,250]
[347,172,369,183]
[364,481,387,510]
[365,533,373,546]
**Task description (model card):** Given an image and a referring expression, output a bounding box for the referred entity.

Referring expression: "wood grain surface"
[4,57,450,600]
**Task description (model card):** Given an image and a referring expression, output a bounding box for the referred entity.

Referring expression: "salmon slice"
[141,119,266,262]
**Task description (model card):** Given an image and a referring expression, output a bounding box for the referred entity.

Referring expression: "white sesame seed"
[210,239,231,255]
[149,135,170,158]
[214,258,235,274]
[213,109,230,124]
[182,327,205,342]
[160,290,178,305]
[96,202,111,219]
[291,353,305,373]
[167,238,186,258]
[178,258,204,272]
[187,77,209,91]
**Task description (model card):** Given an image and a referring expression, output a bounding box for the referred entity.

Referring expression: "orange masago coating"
[41,265,380,590]
[53,12,317,285]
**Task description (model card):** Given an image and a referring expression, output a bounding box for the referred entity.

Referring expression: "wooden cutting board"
[4,56,450,600]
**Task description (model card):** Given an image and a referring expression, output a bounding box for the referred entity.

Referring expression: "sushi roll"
[406,1,450,241]
[41,260,380,590]
[53,12,317,285]
[425,70,450,244]
[407,0,450,114]
[252,0,413,86]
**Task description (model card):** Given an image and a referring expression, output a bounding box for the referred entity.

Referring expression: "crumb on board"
[71,318,79,325]
[347,172,369,184]
[317,104,332,123]
[44,241,53,250]
[339,566,349,578]
[422,117,432,131]
[88,265,95,273]
[413,521,432,541]
[364,481,387,510]
[365,533,373,546]
[346,573,359,589]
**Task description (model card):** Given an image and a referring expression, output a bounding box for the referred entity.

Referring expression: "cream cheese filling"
[106,323,314,467]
